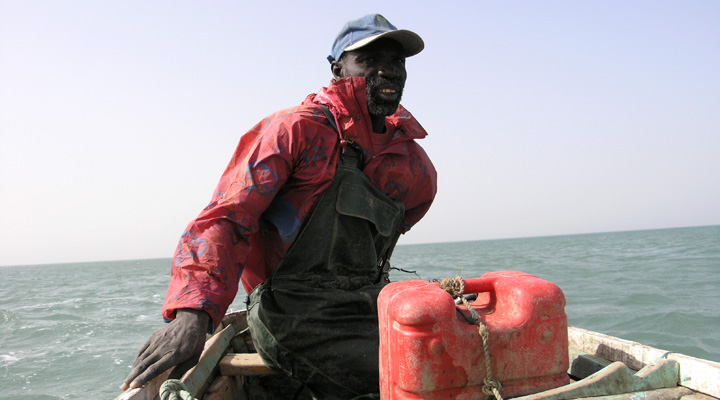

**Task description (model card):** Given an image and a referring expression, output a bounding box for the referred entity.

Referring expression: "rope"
[159,379,198,400]
[440,277,504,400]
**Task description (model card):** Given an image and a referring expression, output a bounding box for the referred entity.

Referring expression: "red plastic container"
[378,271,569,399]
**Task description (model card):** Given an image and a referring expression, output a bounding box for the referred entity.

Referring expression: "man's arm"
[121,111,302,390]
[121,308,209,390]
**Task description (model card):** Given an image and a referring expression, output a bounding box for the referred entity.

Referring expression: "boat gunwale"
[568,325,720,398]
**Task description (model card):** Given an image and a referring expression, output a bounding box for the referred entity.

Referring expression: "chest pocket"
[336,181,404,238]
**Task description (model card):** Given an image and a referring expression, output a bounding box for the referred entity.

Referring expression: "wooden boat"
[115,309,720,400]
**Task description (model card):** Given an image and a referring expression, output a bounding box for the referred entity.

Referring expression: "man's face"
[333,38,407,117]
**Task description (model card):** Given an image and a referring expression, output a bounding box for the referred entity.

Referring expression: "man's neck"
[370,114,386,134]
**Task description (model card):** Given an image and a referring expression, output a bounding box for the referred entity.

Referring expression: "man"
[122,14,436,398]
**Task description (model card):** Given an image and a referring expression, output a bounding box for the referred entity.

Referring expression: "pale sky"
[1,1,719,267]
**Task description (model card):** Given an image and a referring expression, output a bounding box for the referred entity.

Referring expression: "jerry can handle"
[461,277,495,294]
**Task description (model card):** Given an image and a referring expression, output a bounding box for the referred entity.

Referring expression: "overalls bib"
[247,127,405,398]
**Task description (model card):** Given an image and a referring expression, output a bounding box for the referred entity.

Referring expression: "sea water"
[1,225,718,399]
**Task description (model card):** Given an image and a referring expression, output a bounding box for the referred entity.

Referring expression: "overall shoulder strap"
[318,104,364,169]
[318,104,338,133]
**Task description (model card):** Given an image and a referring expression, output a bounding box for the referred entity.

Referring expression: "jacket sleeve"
[162,114,297,328]
[399,143,437,233]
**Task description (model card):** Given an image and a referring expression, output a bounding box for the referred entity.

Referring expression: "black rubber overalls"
[247,110,404,399]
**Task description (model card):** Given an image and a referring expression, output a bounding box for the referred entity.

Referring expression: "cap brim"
[343,29,424,57]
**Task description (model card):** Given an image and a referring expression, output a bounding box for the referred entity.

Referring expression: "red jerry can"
[378,271,569,399]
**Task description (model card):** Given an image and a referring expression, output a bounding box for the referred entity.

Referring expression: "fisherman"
[122,14,436,399]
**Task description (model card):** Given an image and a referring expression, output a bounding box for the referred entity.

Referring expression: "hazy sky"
[1,1,718,266]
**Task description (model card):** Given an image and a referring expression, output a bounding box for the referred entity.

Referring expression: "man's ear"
[331,60,343,80]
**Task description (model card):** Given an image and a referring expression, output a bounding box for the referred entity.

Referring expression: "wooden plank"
[115,369,171,400]
[568,326,720,398]
[569,326,668,370]
[221,310,249,333]
[180,323,237,396]
[203,375,240,400]
[571,353,615,379]
[666,353,720,399]
[115,318,241,400]
[514,359,679,400]
[219,353,275,376]
[575,386,694,400]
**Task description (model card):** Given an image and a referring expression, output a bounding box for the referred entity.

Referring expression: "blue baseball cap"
[328,14,424,63]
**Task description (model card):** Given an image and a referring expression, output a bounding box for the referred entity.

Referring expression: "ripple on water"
[1,353,21,367]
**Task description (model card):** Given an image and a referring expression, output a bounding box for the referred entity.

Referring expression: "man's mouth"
[376,86,401,101]
[366,76,404,116]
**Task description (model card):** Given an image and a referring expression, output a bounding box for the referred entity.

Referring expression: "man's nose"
[377,62,399,79]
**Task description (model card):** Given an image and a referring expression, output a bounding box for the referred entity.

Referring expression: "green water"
[1,225,718,399]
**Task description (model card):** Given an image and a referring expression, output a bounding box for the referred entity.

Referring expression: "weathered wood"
[571,353,615,380]
[576,386,694,400]
[568,326,720,398]
[219,353,275,376]
[569,326,668,370]
[513,358,679,400]
[221,310,249,333]
[180,323,237,397]
[667,353,720,399]
[115,369,171,400]
[203,375,240,400]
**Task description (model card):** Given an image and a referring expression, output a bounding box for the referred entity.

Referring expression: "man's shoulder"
[251,102,334,144]
[264,103,325,125]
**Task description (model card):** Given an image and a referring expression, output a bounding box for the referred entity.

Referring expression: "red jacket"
[163,77,437,326]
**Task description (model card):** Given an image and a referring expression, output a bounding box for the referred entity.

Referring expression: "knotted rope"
[440,277,504,400]
[159,379,197,400]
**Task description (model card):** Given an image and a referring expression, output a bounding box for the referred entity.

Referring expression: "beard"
[366,76,405,117]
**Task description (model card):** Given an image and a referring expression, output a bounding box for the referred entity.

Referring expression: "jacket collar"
[304,77,428,144]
